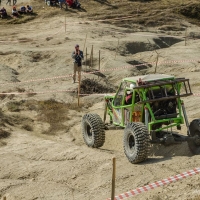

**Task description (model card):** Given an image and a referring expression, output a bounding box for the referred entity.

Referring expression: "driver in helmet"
[125,83,135,105]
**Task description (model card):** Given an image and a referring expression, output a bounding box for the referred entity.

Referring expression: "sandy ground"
[0,0,200,199]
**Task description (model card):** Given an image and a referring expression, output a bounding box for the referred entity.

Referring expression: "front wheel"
[82,113,105,148]
[123,122,150,164]
[187,119,200,154]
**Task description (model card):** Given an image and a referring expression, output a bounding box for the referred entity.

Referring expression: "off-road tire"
[123,122,150,164]
[187,119,200,154]
[93,113,105,144]
[82,113,105,148]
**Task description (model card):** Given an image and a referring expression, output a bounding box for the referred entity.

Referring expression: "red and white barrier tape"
[1,14,200,44]
[0,15,135,44]
[81,93,200,97]
[0,26,64,44]
[107,167,200,200]
[1,30,197,44]
[1,89,200,97]
[0,58,199,87]
[0,89,76,95]
[70,15,138,24]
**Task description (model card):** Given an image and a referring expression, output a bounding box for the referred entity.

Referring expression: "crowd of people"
[0,0,81,19]
[0,5,33,18]
[66,0,81,8]
[0,7,7,18]
[46,0,81,9]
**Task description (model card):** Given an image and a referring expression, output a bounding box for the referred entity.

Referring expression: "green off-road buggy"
[81,74,200,163]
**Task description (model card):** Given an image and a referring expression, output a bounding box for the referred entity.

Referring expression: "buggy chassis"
[82,74,200,163]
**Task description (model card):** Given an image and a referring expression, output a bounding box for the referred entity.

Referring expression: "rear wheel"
[187,119,200,154]
[82,113,105,148]
[123,122,150,164]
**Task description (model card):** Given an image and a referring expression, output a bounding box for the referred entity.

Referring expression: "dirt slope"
[0,0,200,199]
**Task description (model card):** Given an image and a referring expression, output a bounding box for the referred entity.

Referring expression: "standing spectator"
[59,0,65,9]
[26,5,33,13]
[66,0,74,8]
[11,6,19,17]
[74,0,81,8]
[18,5,26,14]
[66,0,80,9]
[0,7,7,18]
[71,44,84,83]
[13,0,17,5]
[6,0,11,6]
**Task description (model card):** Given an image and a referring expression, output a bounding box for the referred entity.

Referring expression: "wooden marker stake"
[78,72,81,106]
[65,15,66,33]
[185,28,187,46]
[86,47,87,71]
[111,157,116,200]
[90,45,93,68]
[115,38,119,60]
[154,50,159,74]
[99,50,101,71]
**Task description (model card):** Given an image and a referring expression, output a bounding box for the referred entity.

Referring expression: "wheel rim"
[85,123,93,141]
[127,133,135,154]
[194,131,200,146]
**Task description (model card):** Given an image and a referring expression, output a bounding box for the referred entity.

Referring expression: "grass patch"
[80,78,115,95]
[0,13,38,25]
[36,99,71,135]
[22,124,33,131]
[6,101,22,112]
[3,98,92,135]
[0,129,11,139]
[178,3,200,20]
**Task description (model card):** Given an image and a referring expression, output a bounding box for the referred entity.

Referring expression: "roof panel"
[123,74,174,83]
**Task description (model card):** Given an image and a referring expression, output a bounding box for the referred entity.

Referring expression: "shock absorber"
[145,106,149,128]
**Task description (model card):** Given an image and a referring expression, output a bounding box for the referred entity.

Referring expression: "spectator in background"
[59,0,65,9]
[0,7,7,18]
[73,0,80,8]
[71,44,84,83]
[18,5,26,14]
[6,0,11,6]
[66,0,73,8]
[66,0,80,9]
[13,0,17,5]
[26,5,33,13]
[12,6,19,17]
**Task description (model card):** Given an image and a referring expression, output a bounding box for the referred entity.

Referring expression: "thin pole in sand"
[154,50,159,74]
[83,33,88,53]
[78,72,81,107]
[99,50,100,71]
[185,28,187,46]
[65,15,66,33]
[115,38,119,60]
[86,47,87,71]
[111,157,116,200]
[90,45,93,68]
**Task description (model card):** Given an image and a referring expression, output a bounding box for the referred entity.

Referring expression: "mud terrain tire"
[123,122,150,164]
[82,113,105,148]
[187,119,200,154]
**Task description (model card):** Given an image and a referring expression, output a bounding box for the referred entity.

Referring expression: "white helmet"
[130,83,135,89]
